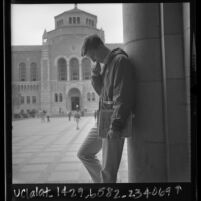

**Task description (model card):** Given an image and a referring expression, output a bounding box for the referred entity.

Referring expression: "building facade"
[12,6,122,117]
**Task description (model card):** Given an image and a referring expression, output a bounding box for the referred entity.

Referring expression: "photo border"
[3,0,197,200]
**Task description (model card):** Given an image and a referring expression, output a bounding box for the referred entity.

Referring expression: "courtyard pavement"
[12,116,128,184]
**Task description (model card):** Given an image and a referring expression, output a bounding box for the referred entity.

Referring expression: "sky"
[11,3,123,46]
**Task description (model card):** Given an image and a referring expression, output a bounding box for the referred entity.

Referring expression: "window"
[30,62,37,81]
[32,96,36,104]
[73,17,76,24]
[70,58,79,80]
[77,17,80,24]
[59,93,63,102]
[27,96,30,104]
[92,92,95,101]
[69,17,72,24]
[19,62,26,81]
[21,96,24,104]
[58,58,67,81]
[55,94,58,102]
[86,18,88,24]
[87,93,91,101]
[82,58,91,80]
[57,19,64,27]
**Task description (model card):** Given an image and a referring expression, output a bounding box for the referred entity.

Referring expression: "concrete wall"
[123,3,190,182]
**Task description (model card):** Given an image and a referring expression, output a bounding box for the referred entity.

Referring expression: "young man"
[77,34,135,183]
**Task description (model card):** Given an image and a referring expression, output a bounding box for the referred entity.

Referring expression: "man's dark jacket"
[91,48,135,132]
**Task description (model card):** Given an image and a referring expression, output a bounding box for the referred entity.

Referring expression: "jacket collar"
[103,50,112,65]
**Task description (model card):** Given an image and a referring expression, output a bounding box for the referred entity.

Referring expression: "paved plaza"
[12,116,128,183]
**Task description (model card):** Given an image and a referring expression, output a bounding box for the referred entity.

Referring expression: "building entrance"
[67,88,81,111]
[71,96,80,110]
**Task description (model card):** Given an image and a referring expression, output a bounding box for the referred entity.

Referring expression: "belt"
[102,100,113,105]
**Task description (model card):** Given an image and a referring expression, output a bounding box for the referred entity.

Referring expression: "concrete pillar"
[162,3,190,181]
[123,3,190,182]
[183,4,191,143]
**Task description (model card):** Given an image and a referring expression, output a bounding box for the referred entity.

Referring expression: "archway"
[67,88,81,111]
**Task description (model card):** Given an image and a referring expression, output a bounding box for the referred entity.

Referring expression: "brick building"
[12,5,122,117]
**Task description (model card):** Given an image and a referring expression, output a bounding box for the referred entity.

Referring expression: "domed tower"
[53,4,105,41]
[40,4,105,115]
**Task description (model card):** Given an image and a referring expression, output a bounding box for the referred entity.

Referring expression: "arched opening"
[82,57,91,80]
[30,62,37,81]
[57,58,67,81]
[70,58,79,80]
[19,62,26,81]
[67,88,81,111]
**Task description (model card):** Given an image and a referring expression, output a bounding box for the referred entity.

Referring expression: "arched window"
[30,62,37,81]
[58,58,67,81]
[70,58,79,80]
[57,19,63,27]
[77,17,80,24]
[32,96,36,104]
[92,92,95,101]
[27,96,30,104]
[55,93,58,102]
[87,92,91,101]
[19,62,26,81]
[69,17,72,24]
[21,96,24,104]
[82,58,91,80]
[59,93,63,102]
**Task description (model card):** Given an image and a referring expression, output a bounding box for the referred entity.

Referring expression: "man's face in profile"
[86,49,99,63]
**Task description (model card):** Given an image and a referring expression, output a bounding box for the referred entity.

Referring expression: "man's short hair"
[81,34,104,57]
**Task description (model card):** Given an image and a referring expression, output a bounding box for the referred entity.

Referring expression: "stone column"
[67,60,70,81]
[163,3,190,181]
[123,3,190,182]
[79,59,82,81]
[40,43,51,114]
[183,3,191,153]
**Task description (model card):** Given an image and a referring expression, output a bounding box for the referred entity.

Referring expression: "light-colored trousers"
[77,124,125,183]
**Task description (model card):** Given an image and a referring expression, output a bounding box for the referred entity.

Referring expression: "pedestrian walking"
[46,111,50,122]
[67,111,72,121]
[74,110,81,130]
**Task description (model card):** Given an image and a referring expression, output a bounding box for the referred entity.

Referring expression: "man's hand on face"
[92,62,101,75]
